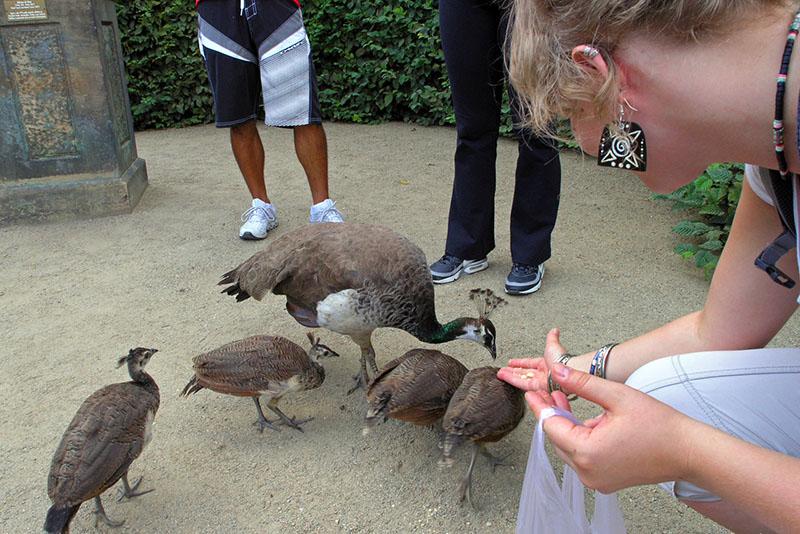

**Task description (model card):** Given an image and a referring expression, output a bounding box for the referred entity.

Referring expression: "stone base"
[0,158,148,225]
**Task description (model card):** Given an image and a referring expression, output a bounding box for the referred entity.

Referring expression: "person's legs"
[250,2,341,222]
[439,0,504,262]
[293,124,329,204]
[626,349,800,532]
[231,121,268,202]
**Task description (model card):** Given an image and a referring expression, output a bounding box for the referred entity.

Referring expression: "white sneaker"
[310,198,344,223]
[239,199,278,240]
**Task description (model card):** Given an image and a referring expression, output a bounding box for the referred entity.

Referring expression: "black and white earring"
[597,102,647,171]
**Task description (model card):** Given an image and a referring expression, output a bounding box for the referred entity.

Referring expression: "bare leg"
[687,501,776,533]
[251,397,280,433]
[230,121,269,202]
[294,124,329,204]
[457,443,480,509]
[116,472,153,502]
[267,400,313,432]
[93,496,124,528]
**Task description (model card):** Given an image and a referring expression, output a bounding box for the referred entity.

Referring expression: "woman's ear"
[570,45,610,79]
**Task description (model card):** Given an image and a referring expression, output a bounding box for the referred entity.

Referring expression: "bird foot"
[347,372,367,395]
[253,417,281,433]
[116,476,153,502]
[480,450,511,473]
[276,415,313,433]
[94,499,125,528]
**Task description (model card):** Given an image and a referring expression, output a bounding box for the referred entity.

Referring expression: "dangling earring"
[597,101,647,171]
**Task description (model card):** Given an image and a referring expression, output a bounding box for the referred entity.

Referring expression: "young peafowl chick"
[218,223,505,392]
[45,347,160,533]
[181,333,338,433]
[363,349,468,434]
[440,366,525,508]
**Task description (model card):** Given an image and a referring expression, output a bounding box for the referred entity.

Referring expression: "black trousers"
[439,0,561,266]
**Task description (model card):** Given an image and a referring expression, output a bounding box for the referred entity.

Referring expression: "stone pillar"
[0,0,148,224]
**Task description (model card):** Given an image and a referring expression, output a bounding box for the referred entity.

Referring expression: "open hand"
[497,327,567,392]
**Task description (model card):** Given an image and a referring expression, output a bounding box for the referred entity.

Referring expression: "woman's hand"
[497,327,567,392]
[527,361,696,494]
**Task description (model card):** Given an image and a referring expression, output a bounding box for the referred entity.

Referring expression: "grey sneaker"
[504,263,544,295]
[429,254,489,284]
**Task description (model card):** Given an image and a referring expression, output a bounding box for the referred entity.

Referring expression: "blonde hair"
[508,0,792,135]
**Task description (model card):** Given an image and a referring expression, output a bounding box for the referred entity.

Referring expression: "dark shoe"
[429,254,489,284]
[504,263,544,295]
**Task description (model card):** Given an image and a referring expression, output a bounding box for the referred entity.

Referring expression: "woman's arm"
[595,180,798,381]
[528,360,800,533]
[504,181,799,388]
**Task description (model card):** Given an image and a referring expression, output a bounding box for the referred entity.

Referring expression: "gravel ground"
[3,122,797,533]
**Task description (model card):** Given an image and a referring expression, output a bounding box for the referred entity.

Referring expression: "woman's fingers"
[497,366,547,391]
[543,327,567,363]
[549,362,626,407]
[552,390,571,411]
[507,357,545,369]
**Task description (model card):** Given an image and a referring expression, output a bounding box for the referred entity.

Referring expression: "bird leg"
[480,446,511,473]
[93,496,124,528]
[365,341,378,375]
[347,348,371,395]
[251,397,280,433]
[267,400,312,433]
[457,443,480,509]
[116,473,153,502]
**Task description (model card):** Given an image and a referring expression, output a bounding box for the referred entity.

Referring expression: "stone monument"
[0,0,148,224]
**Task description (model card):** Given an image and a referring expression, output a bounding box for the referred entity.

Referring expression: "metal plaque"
[4,0,48,22]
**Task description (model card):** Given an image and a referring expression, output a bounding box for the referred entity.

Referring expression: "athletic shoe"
[504,263,544,295]
[310,199,344,223]
[239,199,278,240]
[429,254,489,284]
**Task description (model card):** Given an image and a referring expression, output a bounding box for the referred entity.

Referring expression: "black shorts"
[197,0,322,127]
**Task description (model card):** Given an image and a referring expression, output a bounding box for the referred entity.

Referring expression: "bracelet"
[547,352,575,399]
[589,343,618,379]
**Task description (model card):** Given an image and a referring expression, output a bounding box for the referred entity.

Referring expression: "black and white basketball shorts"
[197,0,322,127]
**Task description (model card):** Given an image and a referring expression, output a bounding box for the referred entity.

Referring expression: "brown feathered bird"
[363,349,468,434]
[181,333,338,432]
[45,347,160,533]
[440,366,525,508]
[218,223,504,392]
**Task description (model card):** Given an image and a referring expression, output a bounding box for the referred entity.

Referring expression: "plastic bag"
[516,407,626,534]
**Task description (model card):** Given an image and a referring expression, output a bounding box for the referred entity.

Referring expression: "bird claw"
[93,503,125,528]
[253,417,280,433]
[276,416,313,433]
[347,373,366,395]
[116,476,153,502]
[481,450,511,473]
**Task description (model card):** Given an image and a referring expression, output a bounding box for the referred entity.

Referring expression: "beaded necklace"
[756,9,800,289]
[773,10,800,177]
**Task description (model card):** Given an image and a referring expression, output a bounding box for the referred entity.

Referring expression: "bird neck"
[421,319,464,344]
[128,363,156,388]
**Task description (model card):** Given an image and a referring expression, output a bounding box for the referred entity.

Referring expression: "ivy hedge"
[116,0,458,130]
